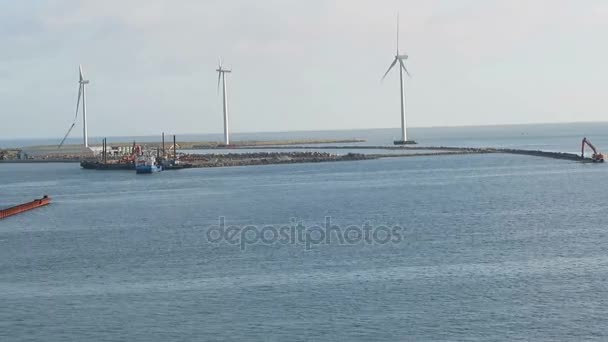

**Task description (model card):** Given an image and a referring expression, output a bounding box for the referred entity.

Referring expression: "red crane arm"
[582,137,598,157]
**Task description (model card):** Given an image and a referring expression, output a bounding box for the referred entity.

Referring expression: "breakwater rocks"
[234,145,587,162]
[419,146,585,162]
[180,152,374,168]
[494,148,584,161]
[5,145,592,169]
[397,146,585,161]
[78,152,374,171]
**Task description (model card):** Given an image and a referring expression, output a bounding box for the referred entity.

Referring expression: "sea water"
[1,125,608,341]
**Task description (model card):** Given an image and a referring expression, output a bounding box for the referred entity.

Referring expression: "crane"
[581,137,605,163]
[118,142,142,164]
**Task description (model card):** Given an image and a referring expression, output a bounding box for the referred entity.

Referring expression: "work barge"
[0,195,51,220]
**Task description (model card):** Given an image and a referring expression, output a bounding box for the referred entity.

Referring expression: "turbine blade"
[58,123,75,149]
[59,84,83,149]
[75,84,82,120]
[397,12,400,54]
[399,59,411,77]
[381,58,398,81]
[79,65,84,82]
[217,71,221,94]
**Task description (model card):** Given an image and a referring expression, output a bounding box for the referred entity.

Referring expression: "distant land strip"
[188,139,366,149]
[0,142,591,165]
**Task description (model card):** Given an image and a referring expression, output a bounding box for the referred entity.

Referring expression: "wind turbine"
[382,15,415,145]
[59,65,90,149]
[216,58,232,145]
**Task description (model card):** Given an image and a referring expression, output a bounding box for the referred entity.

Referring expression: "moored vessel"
[135,155,162,174]
[0,195,52,220]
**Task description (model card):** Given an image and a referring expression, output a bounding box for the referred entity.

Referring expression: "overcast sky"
[1,0,607,138]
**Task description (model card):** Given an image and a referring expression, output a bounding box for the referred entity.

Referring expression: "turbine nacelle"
[381,56,411,81]
[382,17,411,81]
[216,57,232,74]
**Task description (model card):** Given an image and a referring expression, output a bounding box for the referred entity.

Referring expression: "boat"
[1,195,51,220]
[81,160,135,170]
[135,155,162,174]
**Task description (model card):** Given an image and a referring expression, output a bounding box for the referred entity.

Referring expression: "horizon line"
[2,120,608,141]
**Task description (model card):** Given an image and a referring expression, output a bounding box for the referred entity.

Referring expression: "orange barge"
[0,195,51,220]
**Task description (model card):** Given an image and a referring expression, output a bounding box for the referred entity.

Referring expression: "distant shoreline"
[0,148,589,166]
[4,121,608,143]
[17,138,366,152]
[188,139,366,149]
[0,141,591,166]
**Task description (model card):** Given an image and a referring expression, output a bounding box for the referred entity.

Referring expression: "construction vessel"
[80,134,184,171]
[81,140,143,170]
[0,195,52,220]
[135,155,162,174]
[581,137,605,163]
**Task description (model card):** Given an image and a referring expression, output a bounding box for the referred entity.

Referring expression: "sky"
[1,0,608,139]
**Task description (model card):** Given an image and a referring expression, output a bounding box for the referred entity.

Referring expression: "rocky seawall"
[2,146,593,168]
[78,152,376,171]
[179,152,375,168]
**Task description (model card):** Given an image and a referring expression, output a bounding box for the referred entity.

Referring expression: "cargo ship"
[135,155,162,174]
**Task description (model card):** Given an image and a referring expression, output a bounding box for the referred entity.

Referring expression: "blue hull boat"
[135,156,162,174]
[136,164,162,174]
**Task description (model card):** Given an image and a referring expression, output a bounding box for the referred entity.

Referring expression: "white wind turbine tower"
[216,58,232,145]
[59,65,90,149]
[382,16,416,145]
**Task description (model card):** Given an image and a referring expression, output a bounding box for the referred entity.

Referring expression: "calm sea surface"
[2,125,608,341]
